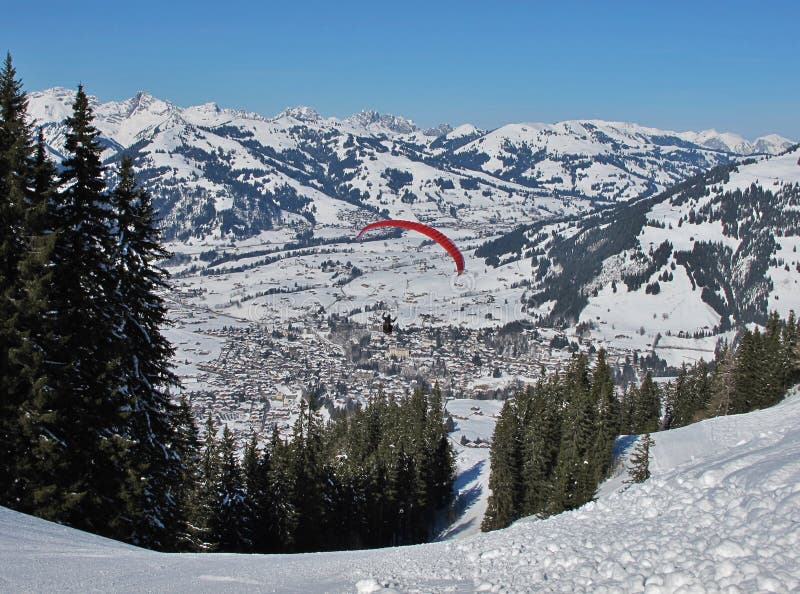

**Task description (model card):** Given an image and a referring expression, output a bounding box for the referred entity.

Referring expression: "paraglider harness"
[382,313,397,335]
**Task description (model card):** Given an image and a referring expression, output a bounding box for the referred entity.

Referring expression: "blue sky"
[6,0,799,139]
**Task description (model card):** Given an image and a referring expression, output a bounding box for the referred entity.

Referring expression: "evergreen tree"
[688,360,711,424]
[732,329,761,413]
[661,380,676,431]
[189,414,221,550]
[327,444,366,550]
[7,130,59,511]
[265,424,298,551]
[481,399,520,531]
[18,84,131,537]
[171,395,201,550]
[213,425,252,551]
[290,398,326,552]
[0,52,34,506]
[108,156,183,549]
[591,349,619,481]
[424,383,456,513]
[708,341,736,416]
[782,311,800,386]
[0,52,30,292]
[631,372,660,433]
[666,364,689,429]
[552,354,597,511]
[762,312,786,407]
[626,433,654,484]
[520,379,562,516]
[620,384,636,433]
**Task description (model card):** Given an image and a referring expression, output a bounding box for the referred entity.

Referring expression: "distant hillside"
[478,146,800,337]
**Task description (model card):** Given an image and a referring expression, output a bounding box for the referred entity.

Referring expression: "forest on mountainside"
[482,311,800,532]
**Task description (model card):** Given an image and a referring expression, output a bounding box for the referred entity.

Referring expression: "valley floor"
[3,389,800,593]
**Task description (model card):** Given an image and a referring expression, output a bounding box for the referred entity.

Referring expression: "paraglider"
[382,313,397,335]
[355,219,465,275]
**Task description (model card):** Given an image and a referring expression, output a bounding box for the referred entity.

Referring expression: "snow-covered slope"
[3,388,799,593]
[478,146,800,363]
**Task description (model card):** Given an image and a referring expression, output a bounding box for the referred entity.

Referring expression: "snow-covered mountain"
[27,87,793,242]
[478,146,800,360]
[678,129,795,156]
[345,109,418,135]
[4,387,799,592]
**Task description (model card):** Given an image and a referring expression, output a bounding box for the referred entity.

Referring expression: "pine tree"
[631,372,660,433]
[242,433,273,552]
[107,156,183,549]
[0,52,30,290]
[552,354,597,512]
[189,414,221,550]
[762,312,785,407]
[18,85,131,536]
[732,329,761,413]
[626,433,654,484]
[0,53,34,506]
[265,424,298,551]
[591,349,619,481]
[708,341,736,416]
[424,383,456,513]
[782,311,800,386]
[687,360,711,423]
[667,364,689,428]
[290,398,326,552]
[520,379,562,516]
[8,131,59,511]
[481,399,520,531]
[171,395,201,550]
[213,425,252,551]
[620,384,636,433]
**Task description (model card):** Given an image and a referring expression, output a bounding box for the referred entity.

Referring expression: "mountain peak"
[422,123,454,138]
[278,105,322,122]
[196,101,220,113]
[121,91,170,117]
[348,110,417,135]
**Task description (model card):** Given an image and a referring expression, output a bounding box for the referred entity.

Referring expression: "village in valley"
[166,294,666,449]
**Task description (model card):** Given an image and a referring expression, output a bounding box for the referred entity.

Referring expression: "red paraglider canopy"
[356,219,465,275]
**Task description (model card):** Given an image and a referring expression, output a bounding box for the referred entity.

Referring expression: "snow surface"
[439,399,505,540]
[4,388,800,593]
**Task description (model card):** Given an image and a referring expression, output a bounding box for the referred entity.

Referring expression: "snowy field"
[3,388,799,593]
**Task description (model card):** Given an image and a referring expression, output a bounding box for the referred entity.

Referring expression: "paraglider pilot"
[382,313,397,335]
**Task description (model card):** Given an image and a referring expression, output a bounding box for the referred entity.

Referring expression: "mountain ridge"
[26,87,794,243]
[29,87,795,154]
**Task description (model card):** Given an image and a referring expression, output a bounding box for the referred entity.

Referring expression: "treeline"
[626,311,800,434]
[482,311,800,532]
[481,351,619,531]
[662,311,800,426]
[183,387,455,552]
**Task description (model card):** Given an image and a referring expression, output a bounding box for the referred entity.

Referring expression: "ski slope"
[2,388,799,593]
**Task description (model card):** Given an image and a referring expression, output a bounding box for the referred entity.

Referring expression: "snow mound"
[2,389,800,592]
